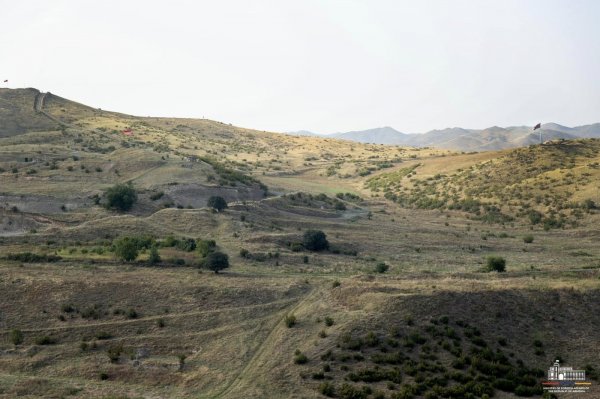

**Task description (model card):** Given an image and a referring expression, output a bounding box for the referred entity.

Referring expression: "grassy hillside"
[0,89,599,398]
[366,139,600,229]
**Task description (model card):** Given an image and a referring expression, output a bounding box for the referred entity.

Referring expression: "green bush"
[5,252,61,263]
[207,196,228,212]
[486,256,506,272]
[197,239,217,258]
[293,349,308,364]
[113,237,139,262]
[107,343,124,363]
[324,316,334,326]
[10,329,23,345]
[148,245,161,265]
[176,238,196,252]
[523,235,534,244]
[303,230,329,251]
[105,182,137,211]
[203,251,229,273]
[375,262,389,273]
[318,381,335,397]
[35,335,57,345]
[285,314,297,328]
[337,383,368,399]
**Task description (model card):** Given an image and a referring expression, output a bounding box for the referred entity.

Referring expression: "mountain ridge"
[288,122,600,151]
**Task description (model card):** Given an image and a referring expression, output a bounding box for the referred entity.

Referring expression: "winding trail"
[212,286,317,399]
[0,297,298,335]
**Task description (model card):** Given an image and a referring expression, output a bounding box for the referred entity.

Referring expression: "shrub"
[105,182,137,211]
[113,237,139,262]
[207,195,228,212]
[285,314,297,328]
[337,383,368,399]
[303,230,329,251]
[176,238,196,252]
[5,252,62,263]
[293,349,308,364]
[203,251,229,273]
[197,239,216,258]
[332,280,341,288]
[127,308,138,319]
[239,248,250,258]
[150,191,164,201]
[375,262,389,273]
[35,335,56,345]
[319,381,335,397]
[174,258,186,266]
[324,316,334,326]
[95,331,112,340]
[148,245,161,265]
[486,256,506,272]
[523,235,534,244]
[10,329,23,345]
[107,343,124,363]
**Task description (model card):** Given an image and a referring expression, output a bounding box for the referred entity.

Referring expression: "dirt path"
[212,286,317,399]
[34,91,46,112]
[0,297,298,335]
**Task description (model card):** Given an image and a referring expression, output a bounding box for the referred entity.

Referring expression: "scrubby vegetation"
[307,316,549,398]
[365,140,600,228]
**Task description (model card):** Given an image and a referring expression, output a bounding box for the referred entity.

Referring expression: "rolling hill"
[0,88,599,398]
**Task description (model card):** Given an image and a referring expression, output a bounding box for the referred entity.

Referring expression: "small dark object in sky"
[533,123,541,130]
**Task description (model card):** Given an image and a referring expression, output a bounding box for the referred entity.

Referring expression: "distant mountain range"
[287,123,600,151]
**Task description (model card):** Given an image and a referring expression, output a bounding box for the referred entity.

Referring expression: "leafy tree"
[303,230,329,251]
[207,196,228,212]
[204,251,229,273]
[105,182,137,211]
[148,245,161,265]
[486,256,506,272]
[114,236,139,262]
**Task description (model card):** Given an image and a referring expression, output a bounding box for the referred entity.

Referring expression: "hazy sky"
[2,0,599,133]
